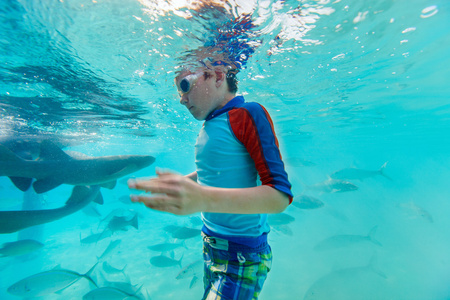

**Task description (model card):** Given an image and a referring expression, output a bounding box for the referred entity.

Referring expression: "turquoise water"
[1,0,449,299]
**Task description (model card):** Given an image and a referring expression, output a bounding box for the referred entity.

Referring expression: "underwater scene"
[1,0,449,299]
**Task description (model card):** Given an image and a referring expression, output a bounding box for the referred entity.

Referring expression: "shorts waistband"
[201,232,269,253]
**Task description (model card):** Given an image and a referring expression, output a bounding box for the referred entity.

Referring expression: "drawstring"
[237,252,246,264]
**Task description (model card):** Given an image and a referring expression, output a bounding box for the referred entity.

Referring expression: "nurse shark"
[0,139,155,193]
[0,185,102,234]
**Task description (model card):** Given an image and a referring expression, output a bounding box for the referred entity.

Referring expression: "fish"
[107,214,139,233]
[7,264,98,297]
[0,140,155,193]
[102,261,127,275]
[330,162,391,181]
[0,185,102,234]
[150,254,183,268]
[98,240,121,262]
[398,202,433,223]
[291,195,324,209]
[96,272,145,298]
[164,225,201,239]
[306,178,358,193]
[0,239,44,257]
[176,259,203,280]
[80,231,111,244]
[268,213,295,226]
[313,226,382,251]
[272,224,294,236]
[83,287,143,300]
[303,256,386,300]
[176,259,203,289]
[147,241,186,252]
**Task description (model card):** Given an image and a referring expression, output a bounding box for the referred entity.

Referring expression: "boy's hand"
[128,170,208,215]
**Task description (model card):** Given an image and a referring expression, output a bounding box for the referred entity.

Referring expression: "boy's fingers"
[130,194,180,213]
[129,178,181,196]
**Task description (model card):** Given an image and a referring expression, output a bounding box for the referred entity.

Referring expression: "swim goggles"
[177,73,201,95]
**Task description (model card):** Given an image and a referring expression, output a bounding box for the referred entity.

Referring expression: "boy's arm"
[128,171,289,216]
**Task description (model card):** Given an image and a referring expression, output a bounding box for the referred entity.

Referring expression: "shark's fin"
[93,191,104,205]
[38,140,73,161]
[112,165,140,178]
[33,178,63,194]
[100,180,117,190]
[9,176,33,191]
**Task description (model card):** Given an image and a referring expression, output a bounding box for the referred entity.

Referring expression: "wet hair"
[203,69,238,94]
[226,70,238,94]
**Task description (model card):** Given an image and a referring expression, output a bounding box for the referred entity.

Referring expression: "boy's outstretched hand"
[128,170,208,215]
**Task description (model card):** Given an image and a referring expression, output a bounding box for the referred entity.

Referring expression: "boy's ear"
[214,69,226,88]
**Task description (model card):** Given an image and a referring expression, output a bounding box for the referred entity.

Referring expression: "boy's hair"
[203,68,238,94]
[226,70,238,94]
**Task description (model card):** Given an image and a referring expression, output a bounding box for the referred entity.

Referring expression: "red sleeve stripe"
[228,105,293,203]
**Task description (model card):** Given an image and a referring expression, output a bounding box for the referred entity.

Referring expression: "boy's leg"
[202,243,272,300]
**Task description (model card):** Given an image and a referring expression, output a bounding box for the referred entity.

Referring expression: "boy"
[128,60,293,300]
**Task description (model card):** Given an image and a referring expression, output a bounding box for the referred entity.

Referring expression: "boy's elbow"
[273,192,290,213]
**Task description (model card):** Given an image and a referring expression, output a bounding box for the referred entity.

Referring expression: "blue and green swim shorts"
[201,234,273,300]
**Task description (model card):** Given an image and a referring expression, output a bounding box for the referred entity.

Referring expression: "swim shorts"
[201,237,272,300]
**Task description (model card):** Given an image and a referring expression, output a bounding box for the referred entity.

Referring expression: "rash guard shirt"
[195,96,293,248]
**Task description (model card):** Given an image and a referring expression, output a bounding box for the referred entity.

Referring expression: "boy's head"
[175,60,237,121]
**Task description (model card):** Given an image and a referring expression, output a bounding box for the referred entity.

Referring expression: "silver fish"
[0,239,44,257]
[176,259,203,289]
[148,242,185,252]
[292,195,324,209]
[150,254,183,268]
[398,202,433,223]
[176,259,203,280]
[80,231,111,244]
[98,239,121,262]
[107,214,139,233]
[268,213,295,226]
[330,162,391,181]
[164,225,201,239]
[7,264,98,297]
[102,261,127,275]
[303,256,386,300]
[83,287,142,300]
[307,178,358,193]
[314,226,382,251]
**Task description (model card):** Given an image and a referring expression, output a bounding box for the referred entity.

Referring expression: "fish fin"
[84,263,99,288]
[368,254,387,279]
[9,177,33,192]
[368,226,382,246]
[100,180,117,189]
[38,140,73,161]
[189,275,199,289]
[178,253,184,268]
[379,161,393,181]
[131,214,139,230]
[33,178,63,194]
[93,190,104,204]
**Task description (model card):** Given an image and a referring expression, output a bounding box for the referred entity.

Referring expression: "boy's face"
[175,69,225,121]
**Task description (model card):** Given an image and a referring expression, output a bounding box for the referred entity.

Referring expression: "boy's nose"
[180,95,188,105]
